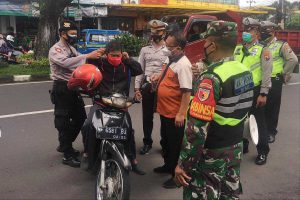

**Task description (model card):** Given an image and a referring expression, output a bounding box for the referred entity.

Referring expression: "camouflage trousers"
[183,141,243,200]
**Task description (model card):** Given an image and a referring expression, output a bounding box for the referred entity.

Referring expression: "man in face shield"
[260,21,298,143]
[135,20,169,155]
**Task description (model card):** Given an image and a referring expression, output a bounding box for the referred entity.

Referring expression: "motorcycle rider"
[81,40,146,175]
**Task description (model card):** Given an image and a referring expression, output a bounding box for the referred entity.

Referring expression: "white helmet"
[6,35,14,42]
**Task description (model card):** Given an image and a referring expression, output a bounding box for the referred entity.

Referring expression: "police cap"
[260,21,278,30]
[59,20,77,32]
[243,17,260,30]
[148,20,167,32]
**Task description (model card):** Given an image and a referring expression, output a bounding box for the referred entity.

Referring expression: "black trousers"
[81,104,137,170]
[141,90,156,146]
[51,80,87,157]
[160,115,185,175]
[265,76,283,136]
[245,86,270,155]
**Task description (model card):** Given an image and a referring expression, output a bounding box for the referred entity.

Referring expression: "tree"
[35,0,72,59]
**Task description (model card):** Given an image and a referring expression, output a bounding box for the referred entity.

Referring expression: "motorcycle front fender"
[101,140,131,171]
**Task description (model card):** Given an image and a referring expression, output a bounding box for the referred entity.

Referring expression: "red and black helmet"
[68,64,102,92]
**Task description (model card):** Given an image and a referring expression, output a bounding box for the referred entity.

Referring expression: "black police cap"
[59,20,77,32]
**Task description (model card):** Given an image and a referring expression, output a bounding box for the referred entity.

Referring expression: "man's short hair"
[106,40,123,53]
[167,31,187,50]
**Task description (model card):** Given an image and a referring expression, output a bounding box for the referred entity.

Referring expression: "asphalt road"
[0,71,299,200]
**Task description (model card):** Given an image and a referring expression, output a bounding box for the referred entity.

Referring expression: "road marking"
[285,82,300,86]
[0,105,92,119]
[0,81,52,87]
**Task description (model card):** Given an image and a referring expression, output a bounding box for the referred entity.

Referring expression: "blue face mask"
[242,32,252,43]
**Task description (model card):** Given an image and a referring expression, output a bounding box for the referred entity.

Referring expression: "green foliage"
[115,34,148,57]
[0,55,50,76]
[286,14,300,30]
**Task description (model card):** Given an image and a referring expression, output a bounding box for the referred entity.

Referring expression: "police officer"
[260,21,298,143]
[135,20,168,155]
[234,17,273,165]
[49,20,101,167]
[175,21,254,199]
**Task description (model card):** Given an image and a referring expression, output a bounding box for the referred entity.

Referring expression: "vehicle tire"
[95,158,130,200]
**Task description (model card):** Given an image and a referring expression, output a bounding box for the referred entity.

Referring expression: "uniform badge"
[263,49,271,61]
[198,88,210,102]
[55,48,62,53]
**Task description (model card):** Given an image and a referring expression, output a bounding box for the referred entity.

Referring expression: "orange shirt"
[156,55,192,118]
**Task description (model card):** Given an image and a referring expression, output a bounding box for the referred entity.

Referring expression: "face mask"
[204,42,214,61]
[107,54,122,67]
[242,32,252,43]
[151,35,163,43]
[260,31,273,41]
[66,34,78,45]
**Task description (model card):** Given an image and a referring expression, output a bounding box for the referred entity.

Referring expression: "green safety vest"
[211,60,254,127]
[268,40,285,77]
[234,44,264,86]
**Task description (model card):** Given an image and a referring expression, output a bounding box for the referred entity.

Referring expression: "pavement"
[0,70,299,200]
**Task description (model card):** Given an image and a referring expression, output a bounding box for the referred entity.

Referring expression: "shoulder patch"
[189,78,216,121]
[284,44,293,54]
[55,47,62,53]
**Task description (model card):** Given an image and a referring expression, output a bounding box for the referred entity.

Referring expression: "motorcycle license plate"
[96,127,128,140]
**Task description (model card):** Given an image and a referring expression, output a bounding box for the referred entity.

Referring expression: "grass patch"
[0,64,50,76]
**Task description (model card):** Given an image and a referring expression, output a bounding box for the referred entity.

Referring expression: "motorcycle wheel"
[95,158,130,200]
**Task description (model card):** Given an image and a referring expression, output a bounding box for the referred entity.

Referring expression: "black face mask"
[151,35,163,43]
[66,34,78,45]
[204,42,214,61]
[260,31,272,42]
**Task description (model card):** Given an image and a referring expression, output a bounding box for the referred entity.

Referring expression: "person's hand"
[174,165,191,187]
[175,113,185,127]
[191,63,201,77]
[150,74,160,82]
[256,95,267,108]
[122,52,130,60]
[192,61,207,79]
[283,74,291,84]
[134,89,142,101]
[86,49,103,59]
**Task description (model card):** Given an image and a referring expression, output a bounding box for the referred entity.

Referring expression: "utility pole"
[280,0,285,29]
[247,0,256,8]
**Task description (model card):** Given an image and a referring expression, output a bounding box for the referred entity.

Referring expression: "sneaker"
[132,164,146,175]
[255,154,267,165]
[140,145,152,155]
[153,165,172,174]
[62,156,81,168]
[163,177,178,189]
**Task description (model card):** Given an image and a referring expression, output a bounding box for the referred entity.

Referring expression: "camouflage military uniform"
[178,21,253,200]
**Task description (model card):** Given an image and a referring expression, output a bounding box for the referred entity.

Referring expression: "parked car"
[78,29,122,54]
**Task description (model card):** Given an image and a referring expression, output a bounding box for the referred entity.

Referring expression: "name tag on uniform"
[234,73,254,95]
[251,48,258,56]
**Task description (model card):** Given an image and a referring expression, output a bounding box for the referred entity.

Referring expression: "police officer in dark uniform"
[49,20,101,167]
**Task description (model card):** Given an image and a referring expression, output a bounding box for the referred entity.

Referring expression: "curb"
[0,74,51,84]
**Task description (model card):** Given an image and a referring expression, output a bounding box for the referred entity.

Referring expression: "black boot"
[132,164,146,175]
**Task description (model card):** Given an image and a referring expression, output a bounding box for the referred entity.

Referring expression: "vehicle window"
[90,34,108,42]
[187,21,209,43]
[161,16,189,31]
[79,33,86,42]
[108,35,119,41]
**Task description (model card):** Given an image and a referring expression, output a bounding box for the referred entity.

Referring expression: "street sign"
[74,8,82,21]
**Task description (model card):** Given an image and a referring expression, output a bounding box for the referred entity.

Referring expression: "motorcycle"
[92,93,138,200]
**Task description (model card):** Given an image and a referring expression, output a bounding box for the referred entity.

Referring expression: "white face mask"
[162,48,172,57]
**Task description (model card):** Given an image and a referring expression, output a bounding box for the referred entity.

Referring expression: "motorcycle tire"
[95,158,130,200]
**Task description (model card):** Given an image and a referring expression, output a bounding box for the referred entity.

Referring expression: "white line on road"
[285,81,300,86]
[0,80,52,87]
[0,105,92,119]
